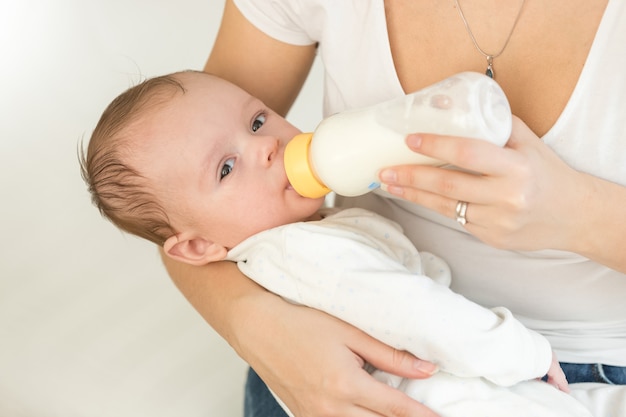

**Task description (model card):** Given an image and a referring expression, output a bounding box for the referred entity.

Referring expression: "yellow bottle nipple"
[284,132,331,198]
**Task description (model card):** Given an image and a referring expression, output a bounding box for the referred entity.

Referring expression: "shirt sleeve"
[233,0,318,45]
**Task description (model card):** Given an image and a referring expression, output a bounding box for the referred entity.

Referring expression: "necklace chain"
[454,0,525,79]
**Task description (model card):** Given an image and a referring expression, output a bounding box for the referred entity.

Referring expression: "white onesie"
[227,208,591,417]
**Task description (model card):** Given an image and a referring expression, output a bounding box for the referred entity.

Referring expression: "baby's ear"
[163,233,228,266]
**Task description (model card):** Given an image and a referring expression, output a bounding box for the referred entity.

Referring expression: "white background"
[0,1,322,415]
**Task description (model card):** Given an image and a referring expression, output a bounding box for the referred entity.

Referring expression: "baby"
[80,70,591,417]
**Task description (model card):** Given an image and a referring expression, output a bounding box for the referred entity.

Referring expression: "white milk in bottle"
[284,72,512,198]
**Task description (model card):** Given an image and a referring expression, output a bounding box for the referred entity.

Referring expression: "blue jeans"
[244,368,288,417]
[560,362,626,384]
[243,363,626,417]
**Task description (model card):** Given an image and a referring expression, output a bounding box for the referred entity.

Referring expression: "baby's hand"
[544,351,570,393]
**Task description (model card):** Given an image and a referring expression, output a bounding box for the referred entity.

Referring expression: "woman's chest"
[383,0,608,137]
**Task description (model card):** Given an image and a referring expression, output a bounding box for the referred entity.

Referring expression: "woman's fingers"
[250,303,440,417]
[404,132,513,176]
[351,370,441,417]
[381,165,488,207]
[340,328,440,417]
[351,332,438,379]
[402,115,534,175]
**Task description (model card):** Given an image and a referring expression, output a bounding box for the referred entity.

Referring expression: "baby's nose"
[259,137,279,166]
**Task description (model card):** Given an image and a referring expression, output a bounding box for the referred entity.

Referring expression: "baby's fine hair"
[80,73,189,246]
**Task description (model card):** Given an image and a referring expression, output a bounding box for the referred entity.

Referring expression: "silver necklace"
[454,0,525,79]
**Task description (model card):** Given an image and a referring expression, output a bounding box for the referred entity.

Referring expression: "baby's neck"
[305,212,324,222]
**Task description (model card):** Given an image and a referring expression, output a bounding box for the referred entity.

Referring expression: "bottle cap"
[284,132,331,198]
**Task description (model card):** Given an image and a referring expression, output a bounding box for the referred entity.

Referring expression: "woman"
[165,1,626,416]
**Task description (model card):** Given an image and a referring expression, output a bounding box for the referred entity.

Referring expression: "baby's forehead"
[174,71,250,98]
[173,71,223,88]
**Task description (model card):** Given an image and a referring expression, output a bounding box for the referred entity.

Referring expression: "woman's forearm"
[573,173,626,273]
[161,250,269,353]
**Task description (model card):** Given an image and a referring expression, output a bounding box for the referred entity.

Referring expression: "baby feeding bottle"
[284,71,512,198]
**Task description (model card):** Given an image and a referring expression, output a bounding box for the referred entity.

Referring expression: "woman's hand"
[237,289,440,417]
[379,116,626,272]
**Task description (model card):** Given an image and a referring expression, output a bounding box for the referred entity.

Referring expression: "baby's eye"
[220,158,235,180]
[251,114,266,132]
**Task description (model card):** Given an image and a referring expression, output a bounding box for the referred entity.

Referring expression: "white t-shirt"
[234,0,626,366]
[227,208,591,417]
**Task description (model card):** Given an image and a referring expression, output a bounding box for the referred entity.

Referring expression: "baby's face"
[132,72,324,248]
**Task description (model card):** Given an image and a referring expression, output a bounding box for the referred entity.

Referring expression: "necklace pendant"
[486,65,494,79]
[485,56,494,79]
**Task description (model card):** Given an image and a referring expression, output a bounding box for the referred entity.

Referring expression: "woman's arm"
[163,255,439,417]
[379,117,626,273]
